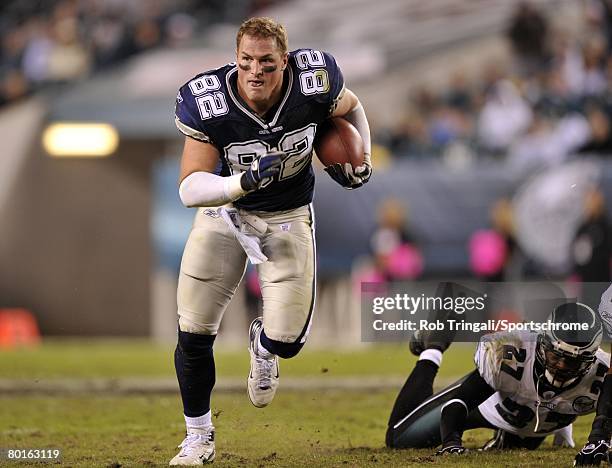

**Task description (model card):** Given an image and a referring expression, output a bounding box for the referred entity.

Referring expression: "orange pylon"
[0,308,41,348]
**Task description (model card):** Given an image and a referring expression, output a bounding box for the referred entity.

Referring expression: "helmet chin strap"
[544,369,578,388]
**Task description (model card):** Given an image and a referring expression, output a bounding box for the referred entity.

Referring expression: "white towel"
[217,207,268,264]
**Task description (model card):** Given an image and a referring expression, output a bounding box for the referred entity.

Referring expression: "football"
[314,118,364,168]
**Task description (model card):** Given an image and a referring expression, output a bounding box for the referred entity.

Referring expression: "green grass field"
[0,341,593,467]
[0,340,480,379]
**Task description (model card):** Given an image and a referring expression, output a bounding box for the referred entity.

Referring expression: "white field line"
[0,376,459,395]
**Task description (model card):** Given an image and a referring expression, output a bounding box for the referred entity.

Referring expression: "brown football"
[314,118,364,168]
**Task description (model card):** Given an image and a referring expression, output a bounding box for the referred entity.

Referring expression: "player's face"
[545,351,576,371]
[236,35,288,111]
[544,349,587,380]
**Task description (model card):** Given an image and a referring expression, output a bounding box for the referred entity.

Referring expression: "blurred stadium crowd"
[4,0,612,171]
[374,1,612,169]
[0,0,281,106]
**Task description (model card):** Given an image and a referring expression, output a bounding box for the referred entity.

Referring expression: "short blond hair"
[236,17,288,55]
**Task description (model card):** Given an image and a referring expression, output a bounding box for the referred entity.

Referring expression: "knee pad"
[260,330,304,359]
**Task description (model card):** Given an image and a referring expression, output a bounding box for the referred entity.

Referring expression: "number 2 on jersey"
[223,124,317,183]
[500,345,526,380]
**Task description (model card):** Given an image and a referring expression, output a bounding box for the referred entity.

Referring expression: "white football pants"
[177,203,316,343]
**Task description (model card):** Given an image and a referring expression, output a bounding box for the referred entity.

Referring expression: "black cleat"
[481,429,505,451]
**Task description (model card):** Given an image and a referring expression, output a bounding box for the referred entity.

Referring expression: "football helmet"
[535,302,602,389]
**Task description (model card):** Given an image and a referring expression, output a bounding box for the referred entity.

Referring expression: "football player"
[386,300,610,464]
[170,17,372,465]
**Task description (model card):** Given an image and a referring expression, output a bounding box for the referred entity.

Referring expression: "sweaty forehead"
[238,35,281,58]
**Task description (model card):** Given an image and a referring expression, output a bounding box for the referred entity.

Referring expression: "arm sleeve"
[179,171,247,208]
[440,370,495,447]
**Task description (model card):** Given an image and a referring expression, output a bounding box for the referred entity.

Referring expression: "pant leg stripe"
[296,203,316,344]
[393,382,463,430]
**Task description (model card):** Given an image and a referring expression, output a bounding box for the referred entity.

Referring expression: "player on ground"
[386,299,610,462]
[169,17,372,465]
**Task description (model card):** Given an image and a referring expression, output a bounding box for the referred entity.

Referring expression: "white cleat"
[247,317,279,408]
[169,428,215,465]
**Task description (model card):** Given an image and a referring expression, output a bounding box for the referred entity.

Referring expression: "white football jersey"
[598,283,612,337]
[475,331,609,438]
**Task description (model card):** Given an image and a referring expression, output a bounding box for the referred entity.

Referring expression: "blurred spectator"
[469,198,516,281]
[164,13,197,48]
[479,61,506,97]
[87,12,132,69]
[21,19,54,84]
[47,16,90,82]
[443,71,474,112]
[533,65,573,114]
[571,187,612,282]
[507,1,550,76]
[550,29,586,99]
[383,112,434,158]
[585,0,612,52]
[411,86,438,120]
[580,34,608,96]
[0,69,28,105]
[477,79,533,154]
[131,18,162,54]
[506,108,591,174]
[578,104,612,153]
[368,198,423,282]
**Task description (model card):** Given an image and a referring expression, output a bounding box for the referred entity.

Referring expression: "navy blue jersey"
[175,49,345,212]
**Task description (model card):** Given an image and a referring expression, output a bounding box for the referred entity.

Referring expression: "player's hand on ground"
[573,440,611,466]
[435,445,467,455]
[324,162,367,189]
[241,151,287,191]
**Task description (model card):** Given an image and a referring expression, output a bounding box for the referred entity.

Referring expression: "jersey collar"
[225,66,293,129]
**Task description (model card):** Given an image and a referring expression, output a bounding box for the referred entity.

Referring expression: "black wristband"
[240,172,257,192]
